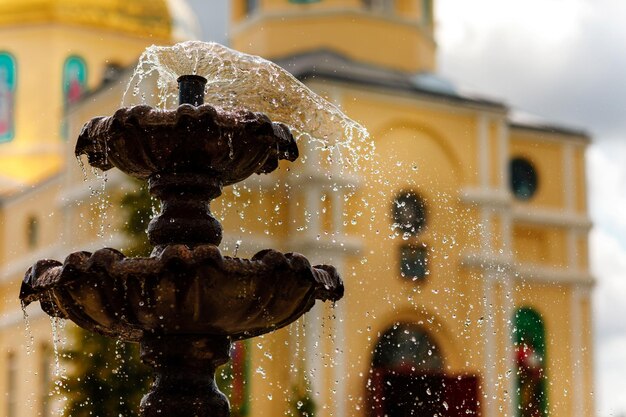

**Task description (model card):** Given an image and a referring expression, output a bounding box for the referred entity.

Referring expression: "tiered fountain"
[19,63,344,415]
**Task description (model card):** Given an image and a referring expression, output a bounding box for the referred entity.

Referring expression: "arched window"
[369,323,480,417]
[373,323,443,371]
[369,323,445,416]
[513,308,549,417]
[0,52,16,143]
[62,56,87,107]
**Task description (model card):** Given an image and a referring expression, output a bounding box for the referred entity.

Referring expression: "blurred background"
[0,0,622,416]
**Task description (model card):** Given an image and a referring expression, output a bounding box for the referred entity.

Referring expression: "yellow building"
[0,1,594,417]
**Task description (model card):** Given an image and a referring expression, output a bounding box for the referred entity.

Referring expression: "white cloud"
[437,0,626,139]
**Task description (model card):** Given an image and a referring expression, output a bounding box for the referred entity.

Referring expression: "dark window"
[26,216,38,249]
[400,244,428,280]
[392,191,426,235]
[40,345,52,417]
[422,0,432,24]
[362,0,394,12]
[510,157,538,200]
[7,352,16,417]
[102,63,124,84]
[245,0,259,15]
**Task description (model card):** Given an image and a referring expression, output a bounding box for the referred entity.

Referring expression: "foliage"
[60,180,155,416]
[291,385,316,417]
[61,328,151,417]
[120,180,156,257]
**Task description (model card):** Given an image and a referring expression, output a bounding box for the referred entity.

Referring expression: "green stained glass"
[513,308,549,417]
[0,52,16,143]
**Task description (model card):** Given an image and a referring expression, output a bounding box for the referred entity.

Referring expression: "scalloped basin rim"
[74,104,299,182]
[20,244,343,342]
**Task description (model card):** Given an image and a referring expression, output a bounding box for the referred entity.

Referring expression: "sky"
[435,1,626,416]
[183,0,625,414]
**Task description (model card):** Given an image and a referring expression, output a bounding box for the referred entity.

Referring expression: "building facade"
[0,1,594,417]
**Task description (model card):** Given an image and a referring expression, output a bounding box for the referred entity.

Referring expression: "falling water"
[21,301,35,355]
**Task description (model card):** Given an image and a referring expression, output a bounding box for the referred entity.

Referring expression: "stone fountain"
[19,73,344,417]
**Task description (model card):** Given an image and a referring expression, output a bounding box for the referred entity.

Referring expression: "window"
[0,52,16,143]
[6,352,17,417]
[245,0,259,15]
[393,191,428,281]
[510,157,538,200]
[102,62,124,84]
[40,345,52,417]
[26,216,38,249]
[363,0,395,13]
[62,56,87,107]
[422,0,432,25]
[392,191,426,235]
[513,308,548,417]
[400,244,428,280]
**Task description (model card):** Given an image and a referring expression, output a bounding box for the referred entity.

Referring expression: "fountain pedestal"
[140,335,231,417]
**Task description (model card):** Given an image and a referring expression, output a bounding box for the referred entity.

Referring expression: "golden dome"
[0,0,184,39]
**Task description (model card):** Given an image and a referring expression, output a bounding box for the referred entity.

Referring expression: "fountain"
[19,45,346,417]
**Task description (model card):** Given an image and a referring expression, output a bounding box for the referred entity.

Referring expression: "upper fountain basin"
[75,104,298,184]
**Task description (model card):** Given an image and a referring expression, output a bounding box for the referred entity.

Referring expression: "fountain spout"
[178,74,207,106]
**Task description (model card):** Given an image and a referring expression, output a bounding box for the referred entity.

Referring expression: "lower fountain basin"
[20,245,343,342]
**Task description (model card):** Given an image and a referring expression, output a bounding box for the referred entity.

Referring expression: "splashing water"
[21,301,35,355]
[123,41,371,169]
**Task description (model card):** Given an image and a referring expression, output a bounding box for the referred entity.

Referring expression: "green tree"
[120,181,155,257]
[61,181,153,416]
[62,330,151,417]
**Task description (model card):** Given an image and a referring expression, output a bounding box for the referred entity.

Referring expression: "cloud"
[437,0,626,140]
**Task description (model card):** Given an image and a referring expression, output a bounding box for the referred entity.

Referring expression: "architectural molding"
[0,302,46,330]
[461,252,514,273]
[0,233,127,283]
[478,113,489,188]
[460,186,512,208]
[284,236,363,260]
[513,264,595,286]
[57,170,126,205]
[512,207,592,230]
[232,8,432,40]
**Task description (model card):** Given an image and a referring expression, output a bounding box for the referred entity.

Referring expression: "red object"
[369,368,480,417]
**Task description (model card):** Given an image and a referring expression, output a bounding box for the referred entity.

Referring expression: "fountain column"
[140,335,231,417]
